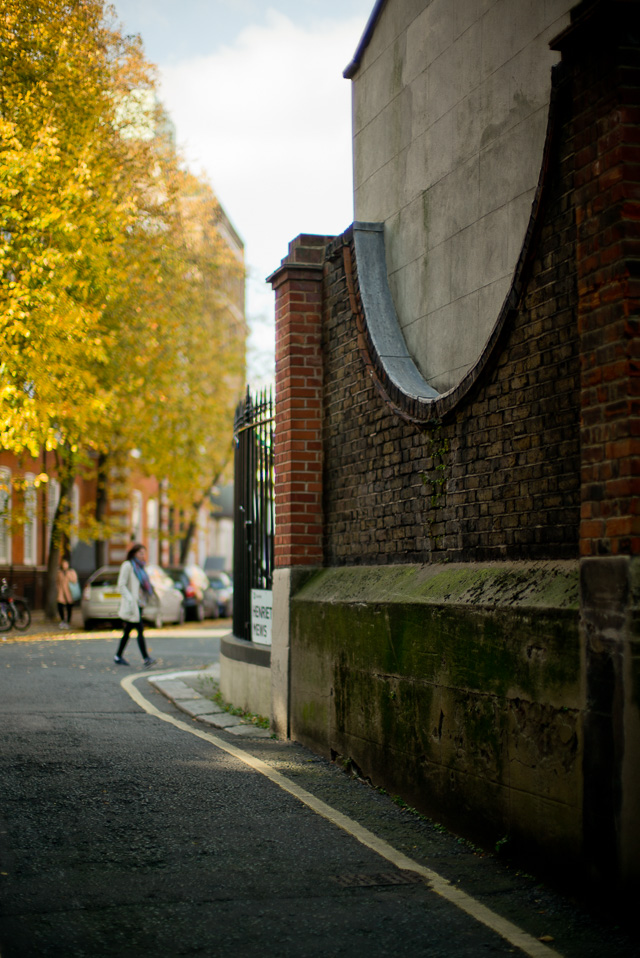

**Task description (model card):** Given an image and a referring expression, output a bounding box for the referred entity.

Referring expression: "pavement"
[4,608,225,640]
[3,608,113,639]
[146,664,272,738]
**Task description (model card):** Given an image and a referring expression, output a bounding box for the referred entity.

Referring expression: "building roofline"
[343,0,388,79]
[217,205,244,252]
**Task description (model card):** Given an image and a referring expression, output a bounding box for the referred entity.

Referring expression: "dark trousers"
[116,614,149,660]
[57,602,73,623]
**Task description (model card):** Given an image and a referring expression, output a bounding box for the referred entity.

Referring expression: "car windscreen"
[146,566,171,589]
[185,566,209,589]
[209,572,231,588]
[90,572,120,588]
[166,569,186,585]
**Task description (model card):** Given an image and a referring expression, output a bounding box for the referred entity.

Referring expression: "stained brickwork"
[271,7,640,573]
[321,77,581,566]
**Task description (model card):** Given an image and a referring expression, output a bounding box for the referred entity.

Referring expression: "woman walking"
[114,543,156,667]
[56,557,78,629]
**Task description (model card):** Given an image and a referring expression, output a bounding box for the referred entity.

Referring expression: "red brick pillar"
[268,234,333,568]
[267,234,332,738]
[554,1,640,558]
[553,0,640,893]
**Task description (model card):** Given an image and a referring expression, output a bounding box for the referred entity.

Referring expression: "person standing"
[56,557,78,629]
[114,544,156,667]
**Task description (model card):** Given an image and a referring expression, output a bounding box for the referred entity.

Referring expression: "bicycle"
[0,579,31,631]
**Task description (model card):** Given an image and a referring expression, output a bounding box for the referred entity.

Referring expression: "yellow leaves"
[0,0,245,494]
[0,3,132,453]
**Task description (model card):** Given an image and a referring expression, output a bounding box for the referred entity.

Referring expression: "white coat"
[117,560,142,623]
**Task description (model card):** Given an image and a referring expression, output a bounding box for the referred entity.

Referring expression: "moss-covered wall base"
[289,561,582,872]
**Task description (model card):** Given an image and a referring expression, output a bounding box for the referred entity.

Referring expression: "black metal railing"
[233,387,275,640]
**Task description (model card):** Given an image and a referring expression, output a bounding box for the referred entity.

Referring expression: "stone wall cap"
[291,561,580,611]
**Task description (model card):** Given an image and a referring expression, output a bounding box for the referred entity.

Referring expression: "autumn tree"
[100,160,246,562]
[0,0,246,610]
[0,1,151,444]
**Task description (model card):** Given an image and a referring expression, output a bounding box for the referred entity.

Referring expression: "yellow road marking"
[1,626,229,644]
[122,671,563,958]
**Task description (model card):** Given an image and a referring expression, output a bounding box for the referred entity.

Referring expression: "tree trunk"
[179,502,202,565]
[45,471,76,620]
[95,453,108,569]
[178,468,228,566]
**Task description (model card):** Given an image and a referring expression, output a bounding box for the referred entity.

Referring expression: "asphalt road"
[0,627,638,958]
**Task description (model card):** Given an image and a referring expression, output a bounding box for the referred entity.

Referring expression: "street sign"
[251,589,272,645]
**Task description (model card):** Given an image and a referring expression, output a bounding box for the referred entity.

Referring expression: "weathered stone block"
[289,562,581,862]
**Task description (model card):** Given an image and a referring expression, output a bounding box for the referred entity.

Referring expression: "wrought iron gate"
[232,387,275,640]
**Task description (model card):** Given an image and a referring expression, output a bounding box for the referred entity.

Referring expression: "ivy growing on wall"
[420,420,449,550]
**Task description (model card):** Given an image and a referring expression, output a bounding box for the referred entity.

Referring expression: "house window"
[198,516,206,566]
[47,478,60,548]
[131,490,143,543]
[70,484,80,551]
[0,468,11,564]
[146,498,158,564]
[24,474,37,566]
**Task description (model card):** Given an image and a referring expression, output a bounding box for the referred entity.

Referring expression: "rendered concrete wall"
[271,567,318,737]
[219,659,271,719]
[351,0,573,392]
[219,637,272,719]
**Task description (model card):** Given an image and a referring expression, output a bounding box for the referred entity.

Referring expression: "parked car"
[165,565,219,621]
[81,564,185,630]
[208,571,233,617]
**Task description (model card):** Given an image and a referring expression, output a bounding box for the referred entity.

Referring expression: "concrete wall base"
[581,556,640,893]
[219,635,271,720]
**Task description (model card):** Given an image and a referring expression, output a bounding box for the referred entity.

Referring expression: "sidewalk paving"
[9,609,229,640]
[147,665,272,738]
[3,609,91,639]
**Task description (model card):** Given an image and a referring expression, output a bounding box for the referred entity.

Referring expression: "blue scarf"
[131,557,153,596]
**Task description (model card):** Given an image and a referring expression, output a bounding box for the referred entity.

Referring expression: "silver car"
[81,565,185,630]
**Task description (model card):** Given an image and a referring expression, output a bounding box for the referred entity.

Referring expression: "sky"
[109,0,376,386]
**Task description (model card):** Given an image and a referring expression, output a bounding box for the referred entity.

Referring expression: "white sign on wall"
[251,589,273,646]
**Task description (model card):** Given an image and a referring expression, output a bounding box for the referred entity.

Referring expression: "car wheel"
[83,619,93,631]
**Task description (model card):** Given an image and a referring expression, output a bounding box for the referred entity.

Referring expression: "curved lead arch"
[349,63,566,424]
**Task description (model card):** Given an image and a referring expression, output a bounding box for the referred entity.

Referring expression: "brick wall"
[321,74,581,566]
[272,4,639,573]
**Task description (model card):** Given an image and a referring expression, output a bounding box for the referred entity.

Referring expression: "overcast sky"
[109,0,374,385]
